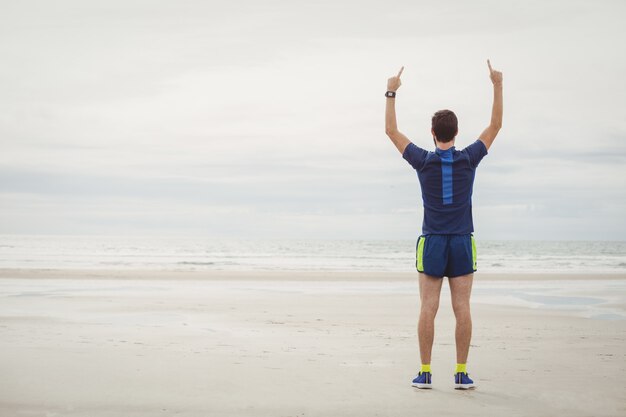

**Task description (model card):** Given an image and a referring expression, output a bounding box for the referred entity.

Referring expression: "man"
[384,61,503,390]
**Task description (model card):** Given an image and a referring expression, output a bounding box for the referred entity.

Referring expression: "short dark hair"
[431,109,458,143]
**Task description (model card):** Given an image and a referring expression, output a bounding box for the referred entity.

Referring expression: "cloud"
[1,0,625,239]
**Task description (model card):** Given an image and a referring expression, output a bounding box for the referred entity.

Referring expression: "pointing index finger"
[397,66,404,78]
[487,59,493,73]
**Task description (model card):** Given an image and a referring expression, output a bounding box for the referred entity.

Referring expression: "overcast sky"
[1,0,625,240]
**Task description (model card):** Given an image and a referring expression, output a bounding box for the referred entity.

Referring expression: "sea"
[1,235,625,274]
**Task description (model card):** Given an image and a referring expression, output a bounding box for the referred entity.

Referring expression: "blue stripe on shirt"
[440,152,453,205]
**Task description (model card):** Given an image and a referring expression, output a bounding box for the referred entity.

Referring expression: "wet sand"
[0,269,625,416]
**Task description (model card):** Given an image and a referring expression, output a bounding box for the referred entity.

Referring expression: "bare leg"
[418,273,443,365]
[449,274,474,364]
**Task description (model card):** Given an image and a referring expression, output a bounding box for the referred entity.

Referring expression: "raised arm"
[478,59,503,150]
[385,66,411,154]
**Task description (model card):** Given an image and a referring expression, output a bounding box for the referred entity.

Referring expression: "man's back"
[402,140,488,235]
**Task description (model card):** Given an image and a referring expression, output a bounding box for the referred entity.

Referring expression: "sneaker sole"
[454,384,475,390]
[412,383,432,389]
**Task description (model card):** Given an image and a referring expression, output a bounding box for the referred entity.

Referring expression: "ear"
[431,128,436,140]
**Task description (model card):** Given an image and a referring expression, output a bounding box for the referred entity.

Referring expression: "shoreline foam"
[1,268,626,281]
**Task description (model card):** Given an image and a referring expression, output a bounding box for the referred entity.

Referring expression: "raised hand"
[387,66,404,92]
[479,59,503,150]
[487,60,503,85]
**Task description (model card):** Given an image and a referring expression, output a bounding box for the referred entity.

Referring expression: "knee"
[420,301,439,318]
[452,302,471,320]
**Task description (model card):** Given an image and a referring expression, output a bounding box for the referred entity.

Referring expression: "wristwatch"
[385,91,396,98]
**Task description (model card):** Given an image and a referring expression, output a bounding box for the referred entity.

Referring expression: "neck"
[435,141,455,150]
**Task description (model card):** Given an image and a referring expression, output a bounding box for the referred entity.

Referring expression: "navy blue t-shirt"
[402,140,488,235]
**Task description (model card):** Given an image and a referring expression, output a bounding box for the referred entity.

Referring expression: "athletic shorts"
[415,234,477,278]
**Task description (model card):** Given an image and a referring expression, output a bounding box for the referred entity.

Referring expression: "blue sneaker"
[454,372,475,390]
[411,371,432,389]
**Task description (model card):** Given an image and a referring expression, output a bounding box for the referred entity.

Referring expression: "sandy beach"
[1,269,625,417]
